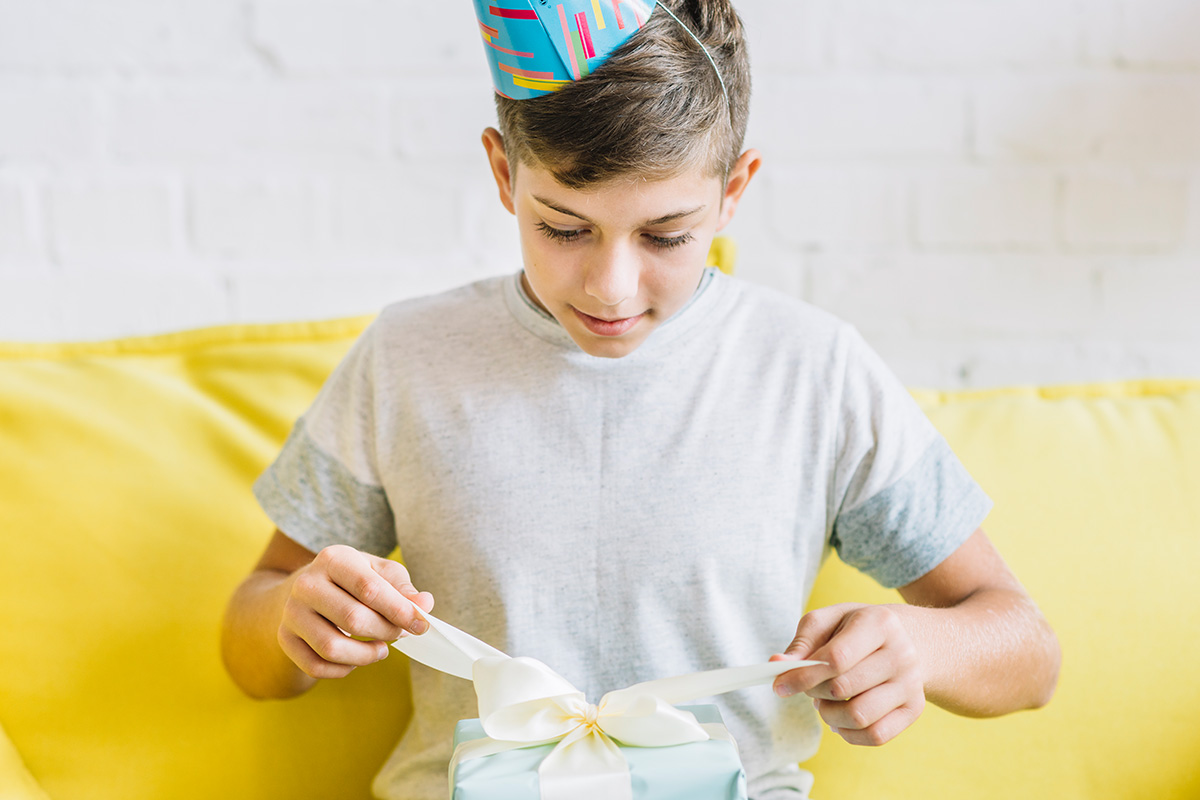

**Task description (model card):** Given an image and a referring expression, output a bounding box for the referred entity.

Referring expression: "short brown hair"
[494,0,751,190]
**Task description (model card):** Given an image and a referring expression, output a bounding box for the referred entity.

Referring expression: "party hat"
[474,0,658,99]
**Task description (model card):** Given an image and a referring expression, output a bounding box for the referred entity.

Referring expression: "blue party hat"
[474,0,658,99]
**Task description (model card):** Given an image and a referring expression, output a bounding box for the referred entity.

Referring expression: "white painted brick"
[1185,176,1200,254]
[0,276,65,340]
[0,270,230,341]
[1079,0,1122,66]
[391,77,500,160]
[928,338,1192,390]
[190,176,322,261]
[806,253,1101,338]
[57,270,231,340]
[109,83,387,165]
[1075,76,1200,164]
[1062,173,1188,250]
[915,170,1057,249]
[0,180,38,263]
[860,334,1152,391]
[762,164,906,250]
[831,0,1079,70]
[253,0,480,77]
[717,181,806,298]
[752,76,967,159]
[973,78,1096,162]
[976,75,1200,164]
[1097,262,1200,338]
[459,172,523,257]
[0,81,95,160]
[737,0,832,72]
[327,165,461,258]
[48,176,177,261]
[1122,340,1200,380]
[0,0,256,75]
[1114,0,1200,68]
[230,254,493,324]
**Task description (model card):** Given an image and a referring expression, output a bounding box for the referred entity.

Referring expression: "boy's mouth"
[571,307,645,337]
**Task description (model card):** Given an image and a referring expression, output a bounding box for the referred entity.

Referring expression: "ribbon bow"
[390,599,821,800]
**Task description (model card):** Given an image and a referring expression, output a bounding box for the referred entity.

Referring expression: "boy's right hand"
[278,545,434,680]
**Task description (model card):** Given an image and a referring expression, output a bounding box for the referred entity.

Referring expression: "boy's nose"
[583,245,640,308]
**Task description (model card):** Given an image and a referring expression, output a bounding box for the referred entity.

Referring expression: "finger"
[815,681,910,733]
[318,547,428,635]
[782,604,863,659]
[289,605,392,670]
[773,604,858,697]
[369,556,436,614]
[301,579,405,643]
[807,648,896,702]
[829,698,924,747]
[279,626,356,680]
[776,606,885,698]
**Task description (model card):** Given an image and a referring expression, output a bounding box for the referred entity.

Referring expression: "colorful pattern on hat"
[474,0,658,99]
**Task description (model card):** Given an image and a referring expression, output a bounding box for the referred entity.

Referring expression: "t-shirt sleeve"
[252,319,397,557]
[828,326,993,589]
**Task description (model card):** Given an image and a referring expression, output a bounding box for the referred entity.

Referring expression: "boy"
[221,1,1061,798]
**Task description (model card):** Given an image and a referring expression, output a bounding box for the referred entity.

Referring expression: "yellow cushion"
[805,381,1200,799]
[0,724,51,800]
[0,317,402,800]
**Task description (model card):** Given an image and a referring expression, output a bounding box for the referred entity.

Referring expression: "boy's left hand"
[770,602,925,747]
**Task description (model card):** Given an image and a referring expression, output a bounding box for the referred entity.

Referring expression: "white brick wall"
[0,0,1197,390]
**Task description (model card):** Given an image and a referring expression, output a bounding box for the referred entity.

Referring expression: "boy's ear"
[481,127,516,216]
[716,148,763,232]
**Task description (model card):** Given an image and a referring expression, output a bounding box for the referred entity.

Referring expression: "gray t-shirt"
[253,267,993,800]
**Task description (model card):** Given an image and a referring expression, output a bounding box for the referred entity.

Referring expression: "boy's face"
[482,128,761,359]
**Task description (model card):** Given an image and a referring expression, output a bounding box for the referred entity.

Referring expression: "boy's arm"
[770,528,1061,747]
[220,529,433,700]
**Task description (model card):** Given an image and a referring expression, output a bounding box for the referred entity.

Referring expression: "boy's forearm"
[893,587,1060,718]
[221,569,318,700]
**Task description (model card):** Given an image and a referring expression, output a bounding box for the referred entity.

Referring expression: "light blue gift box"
[451,704,747,800]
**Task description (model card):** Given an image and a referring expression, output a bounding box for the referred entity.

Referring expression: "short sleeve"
[828,326,993,589]
[252,320,397,557]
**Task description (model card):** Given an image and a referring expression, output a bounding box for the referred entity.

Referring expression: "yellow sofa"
[2,296,1198,799]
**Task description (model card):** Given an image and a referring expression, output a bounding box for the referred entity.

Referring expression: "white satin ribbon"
[390,599,821,800]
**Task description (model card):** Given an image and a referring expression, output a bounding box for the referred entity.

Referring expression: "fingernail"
[378,643,390,660]
[775,683,794,698]
[411,618,428,635]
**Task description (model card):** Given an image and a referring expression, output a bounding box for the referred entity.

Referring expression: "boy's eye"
[535,221,583,243]
[646,232,694,251]
[535,221,694,251]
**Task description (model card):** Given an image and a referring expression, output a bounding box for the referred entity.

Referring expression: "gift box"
[451,704,746,800]
[388,598,819,800]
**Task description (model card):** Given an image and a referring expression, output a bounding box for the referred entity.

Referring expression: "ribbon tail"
[390,597,510,680]
[539,727,632,800]
[450,733,567,800]
[603,659,823,709]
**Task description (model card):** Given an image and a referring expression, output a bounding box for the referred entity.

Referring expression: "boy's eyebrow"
[532,195,707,226]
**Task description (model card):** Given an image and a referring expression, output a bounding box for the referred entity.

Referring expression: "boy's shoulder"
[378,273,509,321]
[720,271,858,353]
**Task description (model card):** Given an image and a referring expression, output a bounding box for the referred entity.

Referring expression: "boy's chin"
[566,328,649,359]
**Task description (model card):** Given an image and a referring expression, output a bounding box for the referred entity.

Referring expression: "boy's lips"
[571,307,645,337]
